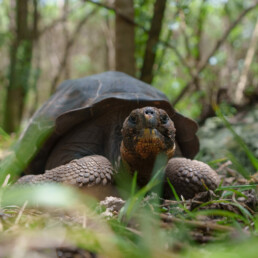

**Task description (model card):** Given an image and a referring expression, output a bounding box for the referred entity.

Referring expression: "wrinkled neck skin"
[120,141,171,187]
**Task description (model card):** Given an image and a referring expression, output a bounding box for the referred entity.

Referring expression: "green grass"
[0,168,257,257]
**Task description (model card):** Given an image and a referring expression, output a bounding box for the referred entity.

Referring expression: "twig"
[232,192,255,215]
[50,8,98,93]
[162,199,203,205]
[199,3,258,72]
[179,10,192,60]
[2,174,10,187]
[82,211,87,229]
[14,201,28,225]
[38,1,83,36]
[216,160,232,173]
[126,227,142,236]
[172,2,258,105]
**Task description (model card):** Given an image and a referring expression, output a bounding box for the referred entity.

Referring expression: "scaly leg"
[17,155,114,187]
[163,158,219,199]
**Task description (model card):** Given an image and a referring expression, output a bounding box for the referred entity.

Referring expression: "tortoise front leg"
[163,158,219,199]
[17,155,115,187]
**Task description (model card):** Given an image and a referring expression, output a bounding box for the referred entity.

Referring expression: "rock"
[198,106,258,174]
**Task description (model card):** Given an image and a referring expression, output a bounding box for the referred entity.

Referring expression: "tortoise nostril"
[144,108,154,115]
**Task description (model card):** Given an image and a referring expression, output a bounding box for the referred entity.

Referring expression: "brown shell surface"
[19,71,199,174]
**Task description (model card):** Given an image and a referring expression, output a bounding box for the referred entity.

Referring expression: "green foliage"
[0,154,258,256]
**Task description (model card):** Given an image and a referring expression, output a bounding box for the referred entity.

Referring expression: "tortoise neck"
[120,141,160,186]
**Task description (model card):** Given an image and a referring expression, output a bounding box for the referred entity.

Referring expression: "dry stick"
[50,8,98,94]
[172,2,258,106]
[160,213,235,232]
[14,200,28,225]
[179,10,192,61]
[235,18,258,104]
[232,192,255,215]
[2,174,10,187]
[82,210,87,229]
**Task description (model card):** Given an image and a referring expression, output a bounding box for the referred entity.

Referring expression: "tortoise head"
[120,107,176,164]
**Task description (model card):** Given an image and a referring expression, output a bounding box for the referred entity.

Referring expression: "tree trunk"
[115,0,135,76]
[3,0,37,133]
[140,0,167,84]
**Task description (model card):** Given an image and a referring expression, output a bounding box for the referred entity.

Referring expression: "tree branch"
[38,1,83,36]
[172,2,258,106]
[199,2,258,72]
[50,8,98,94]
[86,0,193,75]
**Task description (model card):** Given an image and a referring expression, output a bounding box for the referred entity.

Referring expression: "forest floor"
[0,109,257,257]
[0,160,257,258]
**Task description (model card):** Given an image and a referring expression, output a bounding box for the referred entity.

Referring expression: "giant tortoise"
[16,71,219,199]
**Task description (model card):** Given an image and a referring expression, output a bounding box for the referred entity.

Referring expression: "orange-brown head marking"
[120,107,176,165]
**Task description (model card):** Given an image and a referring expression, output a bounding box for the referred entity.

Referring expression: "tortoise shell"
[8,71,199,176]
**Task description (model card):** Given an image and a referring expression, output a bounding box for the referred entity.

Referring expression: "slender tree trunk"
[234,18,258,105]
[50,8,97,94]
[3,0,37,133]
[140,0,167,83]
[115,0,135,76]
[103,15,115,70]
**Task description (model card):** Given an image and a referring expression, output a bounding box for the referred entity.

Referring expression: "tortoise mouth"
[132,128,175,159]
[138,128,162,141]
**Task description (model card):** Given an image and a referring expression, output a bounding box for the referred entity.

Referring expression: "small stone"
[89,175,95,182]
[84,173,90,178]
[100,173,105,179]
[96,177,101,184]
[102,178,108,185]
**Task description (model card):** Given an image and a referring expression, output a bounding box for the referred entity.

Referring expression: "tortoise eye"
[160,114,169,124]
[129,114,137,124]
